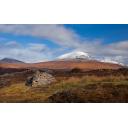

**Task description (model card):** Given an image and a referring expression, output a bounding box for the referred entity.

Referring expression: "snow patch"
[99,57,124,65]
[58,51,90,60]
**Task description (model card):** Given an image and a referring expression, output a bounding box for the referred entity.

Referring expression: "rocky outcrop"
[26,70,56,87]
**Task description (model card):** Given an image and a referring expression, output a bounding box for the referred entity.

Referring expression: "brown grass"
[0,74,128,102]
[0,60,122,70]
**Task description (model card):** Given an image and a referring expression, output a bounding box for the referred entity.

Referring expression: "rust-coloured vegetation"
[0,68,128,103]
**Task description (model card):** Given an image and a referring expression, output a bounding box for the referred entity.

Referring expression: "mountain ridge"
[0,51,124,70]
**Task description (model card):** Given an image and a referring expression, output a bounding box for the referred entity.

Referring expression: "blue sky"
[0,24,128,64]
[64,24,128,43]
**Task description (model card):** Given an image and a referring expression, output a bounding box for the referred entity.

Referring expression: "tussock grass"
[0,75,128,102]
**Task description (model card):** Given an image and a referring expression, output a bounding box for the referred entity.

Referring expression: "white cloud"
[28,43,48,52]
[0,41,53,63]
[0,25,81,48]
[5,41,21,48]
[108,41,128,55]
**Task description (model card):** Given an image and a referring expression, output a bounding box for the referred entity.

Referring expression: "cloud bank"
[0,41,52,62]
[0,24,127,65]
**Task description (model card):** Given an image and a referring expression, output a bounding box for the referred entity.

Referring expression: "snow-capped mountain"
[58,51,91,60]
[57,51,125,66]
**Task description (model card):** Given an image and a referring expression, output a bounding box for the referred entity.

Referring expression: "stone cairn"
[26,70,56,87]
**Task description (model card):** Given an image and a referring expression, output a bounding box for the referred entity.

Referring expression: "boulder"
[26,70,56,87]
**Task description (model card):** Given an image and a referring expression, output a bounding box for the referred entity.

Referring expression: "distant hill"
[0,58,24,64]
[32,60,123,70]
[0,58,123,70]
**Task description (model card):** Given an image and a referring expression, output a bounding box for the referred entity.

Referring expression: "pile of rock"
[26,70,56,87]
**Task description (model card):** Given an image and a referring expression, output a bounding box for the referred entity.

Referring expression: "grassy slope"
[0,60,122,70]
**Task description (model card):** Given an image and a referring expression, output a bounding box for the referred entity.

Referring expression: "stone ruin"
[26,70,56,87]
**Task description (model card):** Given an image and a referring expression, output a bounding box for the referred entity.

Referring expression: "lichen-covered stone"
[26,70,56,87]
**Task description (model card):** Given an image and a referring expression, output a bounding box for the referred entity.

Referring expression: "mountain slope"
[34,60,122,70]
[0,60,123,70]
[0,58,24,64]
